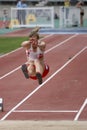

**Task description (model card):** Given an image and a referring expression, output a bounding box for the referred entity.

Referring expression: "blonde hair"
[29,32,39,39]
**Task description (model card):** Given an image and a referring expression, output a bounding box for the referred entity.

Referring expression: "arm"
[76,1,84,8]
[38,41,46,51]
[21,40,31,49]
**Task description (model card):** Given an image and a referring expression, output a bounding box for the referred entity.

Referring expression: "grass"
[0,37,27,55]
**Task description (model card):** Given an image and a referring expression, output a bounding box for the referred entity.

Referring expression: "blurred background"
[0,0,87,32]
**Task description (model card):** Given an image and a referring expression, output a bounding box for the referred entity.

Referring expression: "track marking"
[0,48,22,58]
[1,46,86,121]
[45,34,78,53]
[0,34,78,80]
[0,66,21,80]
[0,34,53,58]
[13,110,78,113]
[74,98,87,121]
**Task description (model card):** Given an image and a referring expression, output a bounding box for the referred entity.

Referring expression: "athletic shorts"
[30,64,49,80]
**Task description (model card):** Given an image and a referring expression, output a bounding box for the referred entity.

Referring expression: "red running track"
[0,34,87,121]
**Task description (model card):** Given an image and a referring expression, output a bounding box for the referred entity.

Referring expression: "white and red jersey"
[26,46,44,61]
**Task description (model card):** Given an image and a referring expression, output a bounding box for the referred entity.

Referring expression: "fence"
[10,7,54,28]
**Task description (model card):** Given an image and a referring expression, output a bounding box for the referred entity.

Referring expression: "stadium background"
[0,1,87,130]
[0,0,87,30]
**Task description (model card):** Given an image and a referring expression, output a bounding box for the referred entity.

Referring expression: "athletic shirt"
[26,45,44,61]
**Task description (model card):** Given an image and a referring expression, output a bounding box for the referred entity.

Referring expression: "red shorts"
[30,64,49,80]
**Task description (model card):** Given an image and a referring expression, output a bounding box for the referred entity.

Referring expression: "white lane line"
[1,46,86,121]
[0,66,21,80]
[0,34,78,80]
[74,98,87,121]
[13,110,78,113]
[0,48,22,58]
[0,34,53,58]
[45,34,78,54]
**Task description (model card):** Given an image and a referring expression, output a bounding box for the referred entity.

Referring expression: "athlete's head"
[29,32,39,39]
[29,33,39,48]
[29,26,40,39]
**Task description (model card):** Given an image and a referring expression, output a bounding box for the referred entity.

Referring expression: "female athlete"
[21,27,49,85]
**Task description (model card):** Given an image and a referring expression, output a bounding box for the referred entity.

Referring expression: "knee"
[34,59,40,64]
[27,66,35,75]
[28,69,34,75]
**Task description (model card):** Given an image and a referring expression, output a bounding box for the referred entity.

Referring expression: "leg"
[80,15,84,26]
[34,59,45,85]
[34,59,45,75]
[27,62,43,85]
[21,64,29,79]
[36,72,43,85]
[27,63,36,76]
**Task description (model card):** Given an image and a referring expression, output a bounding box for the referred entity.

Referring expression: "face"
[30,36,38,49]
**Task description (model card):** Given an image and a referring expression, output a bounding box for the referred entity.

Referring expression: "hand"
[30,38,38,45]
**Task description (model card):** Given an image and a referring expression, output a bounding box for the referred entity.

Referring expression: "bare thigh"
[27,62,36,76]
[34,59,45,75]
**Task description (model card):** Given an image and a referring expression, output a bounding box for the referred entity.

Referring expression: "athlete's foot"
[36,73,43,85]
[21,64,29,79]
